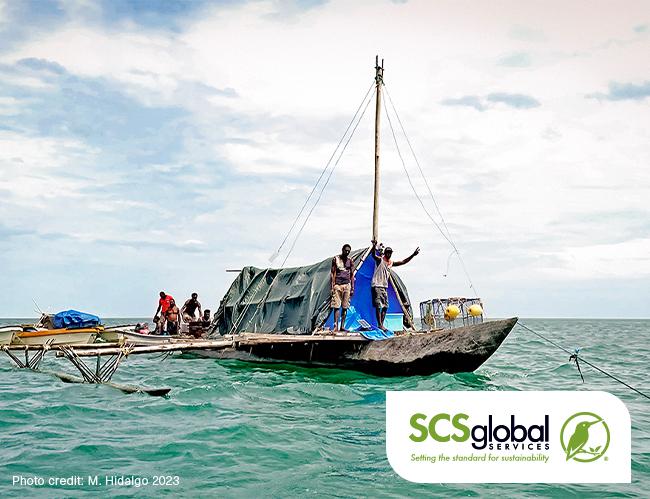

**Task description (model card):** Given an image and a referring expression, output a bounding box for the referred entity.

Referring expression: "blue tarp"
[53,310,101,329]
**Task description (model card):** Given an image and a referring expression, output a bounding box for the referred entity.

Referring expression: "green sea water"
[0,318,648,498]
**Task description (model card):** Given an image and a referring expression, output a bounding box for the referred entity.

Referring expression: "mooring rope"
[518,322,650,401]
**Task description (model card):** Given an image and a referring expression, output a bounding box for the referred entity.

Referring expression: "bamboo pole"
[372,56,384,241]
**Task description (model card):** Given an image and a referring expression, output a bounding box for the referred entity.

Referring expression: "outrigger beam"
[59,345,133,383]
[1,342,171,397]
[1,340,53,370]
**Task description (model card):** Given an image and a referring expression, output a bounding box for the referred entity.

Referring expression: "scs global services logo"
[408,413,550,451]
[560,412,610,462]
[386,391,631,483]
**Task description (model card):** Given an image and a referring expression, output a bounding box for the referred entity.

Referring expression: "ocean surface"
[0,318,648,498]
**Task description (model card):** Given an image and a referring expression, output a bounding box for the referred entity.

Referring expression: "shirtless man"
[181,293,203,323]
[164,299,180,335]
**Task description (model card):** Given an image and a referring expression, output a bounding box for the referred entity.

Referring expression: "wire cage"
[419,297,484,330]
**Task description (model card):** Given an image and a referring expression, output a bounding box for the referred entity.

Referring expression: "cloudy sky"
[0,0,648,318]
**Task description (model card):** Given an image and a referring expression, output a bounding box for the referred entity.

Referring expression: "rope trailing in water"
[228,83,376,335]
[518,322,650,401]
[382,85,479,296]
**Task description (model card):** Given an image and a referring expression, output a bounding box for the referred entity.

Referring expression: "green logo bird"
[565,417,603,461]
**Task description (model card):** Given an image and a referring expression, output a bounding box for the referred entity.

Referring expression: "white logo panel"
[386,391,630,483]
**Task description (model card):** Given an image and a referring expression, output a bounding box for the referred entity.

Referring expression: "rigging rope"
[384,87,453,241]
[228,83,376,335]
[284,87,376,261]
[518,322,650,401]
[270,80,376,263]
[235,87,377,335]
[381,87,479,295]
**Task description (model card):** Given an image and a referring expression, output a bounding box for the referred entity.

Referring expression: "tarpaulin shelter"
[211,248,413,335]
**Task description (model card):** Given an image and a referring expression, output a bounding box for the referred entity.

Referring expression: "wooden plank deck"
[1,332,379,357]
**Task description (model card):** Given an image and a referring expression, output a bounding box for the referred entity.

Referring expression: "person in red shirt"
[154,291,174,334]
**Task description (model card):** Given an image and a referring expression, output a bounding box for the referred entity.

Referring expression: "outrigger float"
[2,58,517,395]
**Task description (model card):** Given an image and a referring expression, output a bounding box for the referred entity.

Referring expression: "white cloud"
[538,238,650,279]
[1,0,649,316]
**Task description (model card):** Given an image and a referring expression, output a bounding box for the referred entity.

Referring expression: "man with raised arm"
[370,240,420,331]
[330,244,355,332]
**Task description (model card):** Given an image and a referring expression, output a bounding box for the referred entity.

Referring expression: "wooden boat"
[9,313,100,346]
[98,324,136,343]
[97,329,124,343]
[99,325,179,345]
[0,326,18,345]
[199,58,517,376]
[114,330,175,345]
[13,327,99,346]
[197,318,516,376]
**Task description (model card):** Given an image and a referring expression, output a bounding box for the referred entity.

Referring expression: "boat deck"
[1,332,380,357]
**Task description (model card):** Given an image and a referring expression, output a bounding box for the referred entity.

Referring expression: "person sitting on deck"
[164,299,180,335]
[135,322,150,335]
[370,239,419,331]
[331,243,355,332]
[181,292,202,323]
[154,291,175,333]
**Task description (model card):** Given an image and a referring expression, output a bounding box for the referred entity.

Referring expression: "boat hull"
[13,328,98,346]
[197,317,517,376]
[98,330,123,343]
[100,329,174,345]
[0,328,17,345]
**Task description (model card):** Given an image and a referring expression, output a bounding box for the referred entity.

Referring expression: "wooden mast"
[372,56,384,242]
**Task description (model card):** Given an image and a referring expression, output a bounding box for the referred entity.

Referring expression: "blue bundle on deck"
[53,310,102,329]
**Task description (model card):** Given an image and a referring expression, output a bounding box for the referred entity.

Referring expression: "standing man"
[181,292,203,323]
[154,291,174,334]
[331,244,355,332]
[370,240,419,331]
[164,299,180,335]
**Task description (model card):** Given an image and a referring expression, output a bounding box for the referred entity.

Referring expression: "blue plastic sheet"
[53,310,101,329]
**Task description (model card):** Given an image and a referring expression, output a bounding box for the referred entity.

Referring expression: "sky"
[0,0,648,318]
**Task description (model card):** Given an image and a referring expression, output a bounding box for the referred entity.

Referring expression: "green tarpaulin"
[211,248,413,335]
